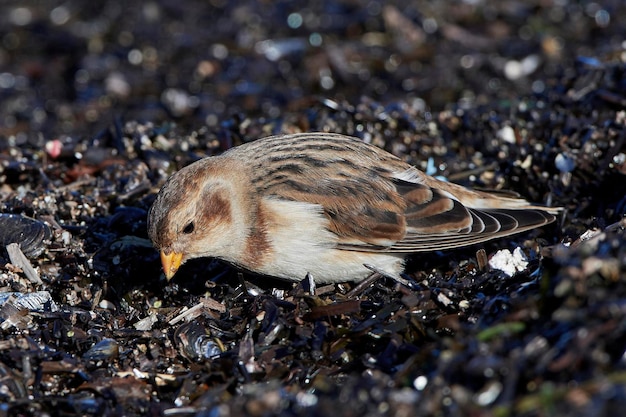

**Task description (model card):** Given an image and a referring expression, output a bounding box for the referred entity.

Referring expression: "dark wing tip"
[390,207,555,252]
[479,208,555,233]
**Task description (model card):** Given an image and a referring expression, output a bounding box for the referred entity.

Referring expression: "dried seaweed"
[0,1,625,416]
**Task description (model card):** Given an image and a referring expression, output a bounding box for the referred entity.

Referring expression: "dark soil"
[0,1,625,416]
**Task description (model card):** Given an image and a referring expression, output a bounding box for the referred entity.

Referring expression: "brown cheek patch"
[193,191,234,238]
[205,192,232,223]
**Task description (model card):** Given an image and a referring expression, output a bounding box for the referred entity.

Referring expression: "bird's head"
[147,157,252,280]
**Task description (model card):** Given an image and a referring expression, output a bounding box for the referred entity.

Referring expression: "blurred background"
[0,2,626,416]
[1,0,624,140]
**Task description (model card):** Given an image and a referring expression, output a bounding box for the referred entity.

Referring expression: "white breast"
[256,198,405,283]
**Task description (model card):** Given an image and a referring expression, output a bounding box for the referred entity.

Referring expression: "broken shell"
[83,338,120,361]
[0,214,52,258]
[175,322,223,361]
[0,291,58,312]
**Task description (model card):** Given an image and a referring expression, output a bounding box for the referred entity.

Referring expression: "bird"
[147,132,559,284]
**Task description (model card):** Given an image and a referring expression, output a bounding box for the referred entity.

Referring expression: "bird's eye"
[182,222,195,234]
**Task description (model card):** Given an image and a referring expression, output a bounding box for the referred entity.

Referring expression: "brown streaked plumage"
[148,132,559,283]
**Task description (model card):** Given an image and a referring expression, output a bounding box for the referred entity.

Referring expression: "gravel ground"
[0,1,625,416]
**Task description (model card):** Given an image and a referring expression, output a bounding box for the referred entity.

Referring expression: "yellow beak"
[160,251,183,281]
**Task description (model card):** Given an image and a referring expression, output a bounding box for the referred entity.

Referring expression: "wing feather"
[234,132,556,253]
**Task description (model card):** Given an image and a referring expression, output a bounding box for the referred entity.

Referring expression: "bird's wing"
[245,133,415,247]
[335,176,555,253]
[241,133,555,253]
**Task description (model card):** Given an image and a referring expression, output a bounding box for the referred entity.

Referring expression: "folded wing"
[337,177,555,253]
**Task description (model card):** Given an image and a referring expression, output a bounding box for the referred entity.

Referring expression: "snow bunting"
[148,132,558,283]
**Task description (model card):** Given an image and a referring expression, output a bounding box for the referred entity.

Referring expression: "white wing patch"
[392,167,426,184]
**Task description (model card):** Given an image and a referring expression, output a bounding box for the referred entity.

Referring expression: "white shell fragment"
[0,291,58,312]
[489,247,529,277]
[6,243,42,284]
